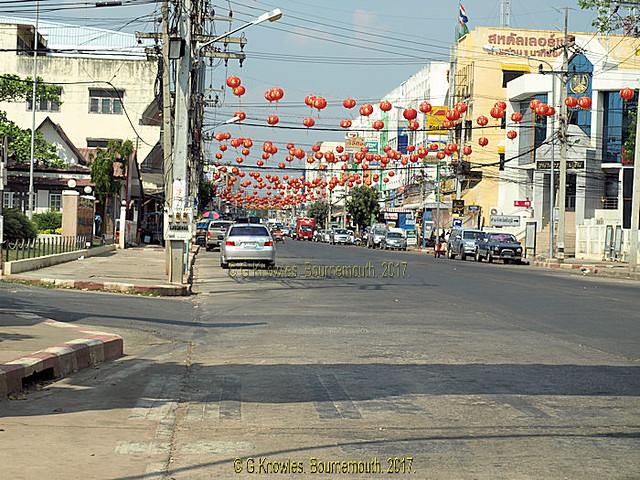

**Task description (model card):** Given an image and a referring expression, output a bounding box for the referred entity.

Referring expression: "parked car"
[447,228,485,260]
[330,228,353,245]
[381,229,407,250]
[475,232,523,264]
[206,220,233,251]
[195,220,210,247]
[220,223,275,269]
[367,223,388,249]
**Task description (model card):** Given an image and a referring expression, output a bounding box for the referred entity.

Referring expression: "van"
[367,223,388,249]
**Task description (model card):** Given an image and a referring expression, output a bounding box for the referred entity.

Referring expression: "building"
[0,17,160,212]
[452,26,640,254]
[503,41,640,260]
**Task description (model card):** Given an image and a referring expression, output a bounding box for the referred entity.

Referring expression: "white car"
[220,223,275,269]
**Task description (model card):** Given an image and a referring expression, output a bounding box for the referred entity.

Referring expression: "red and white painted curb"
[0,317,123,398]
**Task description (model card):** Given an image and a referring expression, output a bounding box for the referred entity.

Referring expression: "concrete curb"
[2,276,190,296]
[0,319,123,398]
[531,260,640,281]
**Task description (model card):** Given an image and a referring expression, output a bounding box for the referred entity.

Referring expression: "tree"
[346,186,380,231]
[3,208,37,242]
[578,0,640,33]
[622,109,637,164]
[32,210,62,234]
[198,178,215,212]
[0,74,63,167]
[307,200,329,228]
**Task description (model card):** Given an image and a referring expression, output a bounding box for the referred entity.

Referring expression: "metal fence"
[3,235,96,262]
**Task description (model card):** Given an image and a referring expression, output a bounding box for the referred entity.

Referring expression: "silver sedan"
[220,224,275,269]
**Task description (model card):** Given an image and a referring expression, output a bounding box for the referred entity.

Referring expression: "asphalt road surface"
[1,241,639,480]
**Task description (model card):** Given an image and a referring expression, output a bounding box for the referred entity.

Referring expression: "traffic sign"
[468,205,480,211]
[514,200,532,208]
[453,218,463,228]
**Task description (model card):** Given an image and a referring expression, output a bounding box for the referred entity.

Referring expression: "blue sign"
[397,127,408,154]
[453,218,463,228]
[468,205,480,211]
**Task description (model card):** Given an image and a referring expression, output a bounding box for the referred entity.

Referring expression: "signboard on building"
[426,106,449,135]
[345,134,364,153]
[452,199,465,215]
[397,126,409,154]
[536,160,585,170]
[384,212,399,220]
[490,214,521,227]
[514,200,532,207]
[364,140,379,154]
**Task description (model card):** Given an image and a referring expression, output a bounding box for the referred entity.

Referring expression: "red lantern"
[219,144,228,151]
[340,119,352,129]
[408,120,420,131]
[529,99,541,111]
[233,85,245,97]
[495,101,507,111]
[536,104,550,116]
[336,145,344,153]
[313,97,327,110]
[511,112,523,123]
[272,87,284,101]
[343,98,356,109]
[478,136,489,147]
[242,148,250,156]
[407,145,415,153]
[215,152,223,160]
[546,106,556,116]
[234,111,246,121]
[578,97,592,109]
[305,95,316,107]
[436,151,446,160]
[403,108,418,121]
[565,96,578,108]
[379,100,392,112]
[267,115,279,125]
[388,171,395,177]
[455,102,468,114]
[419,101,432,114]
[507,130,518,140]
[443,119,454,129]
[303,117,315,128]
[490,107,505,119]
[372,120,384,130]
[463,145,472,156]
[446,109,461,121]
[359,104,373,116]
[226,76,241,88]
[620,88,635,101]
[477,115,489,126]
[243,138,253,149]
[429,143,439,151]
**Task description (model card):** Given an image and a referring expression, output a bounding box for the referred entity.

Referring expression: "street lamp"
[483,44,557,259]
[196,8,283,57]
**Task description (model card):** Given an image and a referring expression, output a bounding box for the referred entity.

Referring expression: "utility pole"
[628,98,640,271]
[0,135,7,275]
[168,0,192,283]
[501,0,511,28]
[161,0,173,275]
[28,0,39,219]
[557,8,570,261]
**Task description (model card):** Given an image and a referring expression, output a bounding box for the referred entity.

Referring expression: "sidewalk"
[0,310,123,398]
[2,245,194,296]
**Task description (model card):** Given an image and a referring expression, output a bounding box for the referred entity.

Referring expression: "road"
[1,241,639,479]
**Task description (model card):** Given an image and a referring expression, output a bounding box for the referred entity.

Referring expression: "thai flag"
[459,2,469,26]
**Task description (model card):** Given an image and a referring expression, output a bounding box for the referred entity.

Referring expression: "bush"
[2,209,37,242]
[32,210,62,234]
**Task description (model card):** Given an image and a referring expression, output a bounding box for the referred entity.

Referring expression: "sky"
[2,0,600,170]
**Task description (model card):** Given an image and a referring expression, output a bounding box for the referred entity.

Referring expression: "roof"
[37,116,86,165]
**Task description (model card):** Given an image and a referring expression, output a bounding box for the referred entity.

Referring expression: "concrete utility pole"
[168,0,192,283]
[161,0,173,275]
[628,99,640,271]
[0,135,7,274]
[28,0,40,219]
[557,8,570,261]
[501,0,511,28]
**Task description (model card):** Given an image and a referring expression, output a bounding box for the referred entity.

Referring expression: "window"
[89,88,124,114]
[502,70,524,88]
[3,191,15,209]
[567,54,592,136]
[86,138,111,149]
[27,88,61,112]
[602,90,637,163]
[49,193,62,211]
[228,226,270,236]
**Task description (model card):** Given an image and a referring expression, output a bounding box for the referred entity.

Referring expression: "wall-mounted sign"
[426,107,449,135]
[514,200,532,208]
[490,214,521,227]
[536,160,585,170]
[345,135,364,153]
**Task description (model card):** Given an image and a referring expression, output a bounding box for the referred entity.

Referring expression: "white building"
[503,37,640,261]
[0,18,160,211]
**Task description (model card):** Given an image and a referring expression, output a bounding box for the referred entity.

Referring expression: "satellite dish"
[490,208,498,215]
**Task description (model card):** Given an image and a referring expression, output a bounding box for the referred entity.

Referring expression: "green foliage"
[198,178,215,211]
[0,74,62,104]
[307,200,329,228]
[346,186,380,230]
[578,0,640,32]
[623,110,636,164]
[2,208,37,242]
[0,75,63,167]
[32,210,62,234]
[90,139,133,197]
